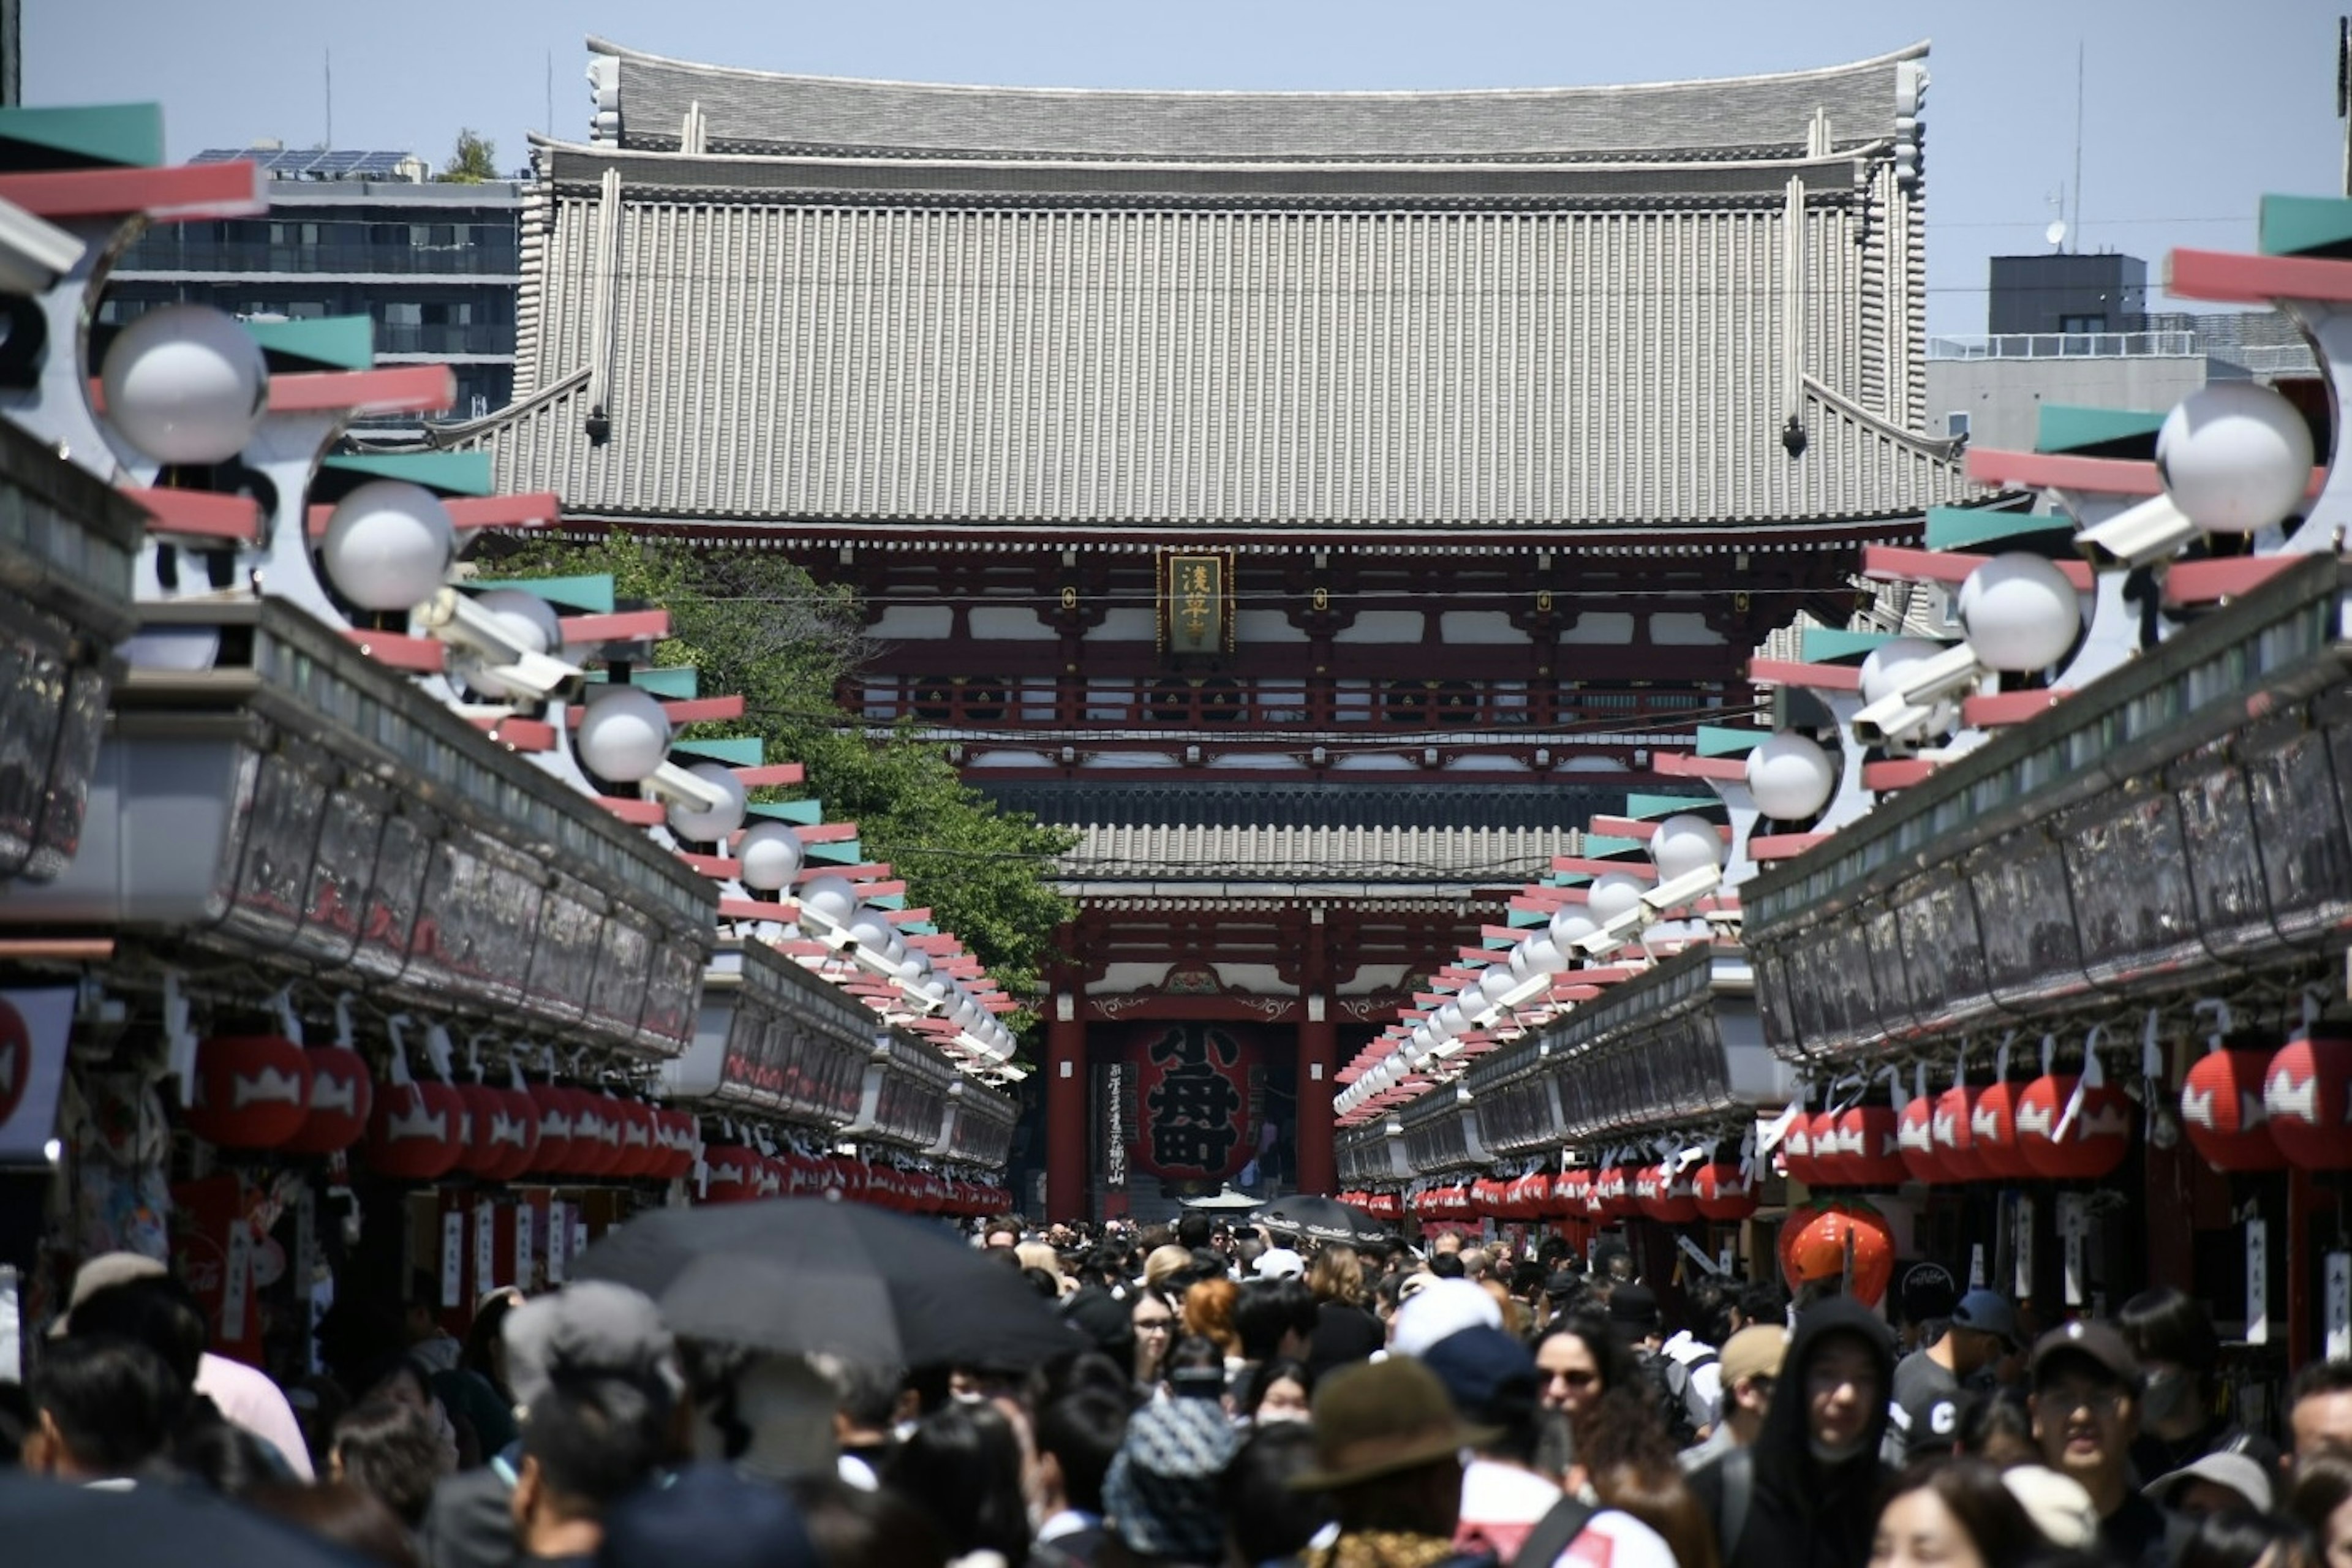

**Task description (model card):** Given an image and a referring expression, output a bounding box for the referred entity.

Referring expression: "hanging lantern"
[2016,1074,2133,1180]
[1779,1202,1896,1308]
[611,1099,660,1178]
[1634,1162,1700,1224]
[2264,1034,2352,1170]
[656,1109,699,1182]
[1692,1160,1758,1221]
[283,1044,372,1156]
[526,1084,576,1177]
[568,1091,625,1177]
[1593,1166,1634,1220]
[1932,1084,1990,1182]
[1781,1115,1822,1187]
[1969,1082,2032,1180]
[454,1080,514,1178]
[1551,1169,1587,1218]
[754,1156,788,1200]
[1896,1095,1948,1185]
[478,1080,542,1185]
[184,1035,314,1150]
[699,1145,764,1205]
[366,1069,465,1182]
[1469,1176,1504,1218]
[2180,1046,2286,1170]
[1832,1105,1910,1186]
[1804,1110,1852,1187]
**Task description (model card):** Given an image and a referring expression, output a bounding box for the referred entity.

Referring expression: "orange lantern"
[1896,1095,1948,1185]
[1779,1202,1896,1308]
[1969,1082,2032,1181]
[1932,1084,1989,1182]
[1634,1161,1700,1224]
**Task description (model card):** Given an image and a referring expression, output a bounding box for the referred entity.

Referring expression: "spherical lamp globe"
[573,685,673,783]
[1959,553,2079,673]
[848,911,907,966]
[798,875,859,930]
[737,820,805,891]
[2158,382,2316,535]
[1746,731,1836,822]
[1587,871,1646,925]
[1549,907,1599,952]
[100,303,269,464]
[1858,638,1946,707]
[664,761,747,843]
[1649,813,1727,881]
[1479,967,1517,1010]
[320,480,455,611]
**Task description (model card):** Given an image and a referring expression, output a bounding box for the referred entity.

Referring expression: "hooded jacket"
[1686,1297,1895,1568]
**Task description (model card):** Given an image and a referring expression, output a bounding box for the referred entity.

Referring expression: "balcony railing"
[1928,331,2200,361]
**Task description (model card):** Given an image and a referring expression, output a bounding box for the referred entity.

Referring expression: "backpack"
[1636,1348,1705,1450]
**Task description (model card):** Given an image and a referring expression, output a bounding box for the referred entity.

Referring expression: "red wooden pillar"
[1297,999,1337,1196]
[1045,999,1087,1223]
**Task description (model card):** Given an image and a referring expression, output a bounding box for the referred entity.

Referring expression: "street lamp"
[99,302,269,464]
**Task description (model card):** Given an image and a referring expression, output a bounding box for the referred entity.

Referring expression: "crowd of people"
[6,1206,2352,1568]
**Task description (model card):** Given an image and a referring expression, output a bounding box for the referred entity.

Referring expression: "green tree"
[486,533,1076,1031]
[439,129,498,184]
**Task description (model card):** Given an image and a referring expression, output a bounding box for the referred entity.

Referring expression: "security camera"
[1852,643,1985,745]
[640,760,734,816]
[417,588,585,703]
[1574,903,1649,957]
[2076,492,2198,570]
[1640,864,1723,920]
[0,195,84,296]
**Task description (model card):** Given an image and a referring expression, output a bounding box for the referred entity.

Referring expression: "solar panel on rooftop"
[189,148,416,178]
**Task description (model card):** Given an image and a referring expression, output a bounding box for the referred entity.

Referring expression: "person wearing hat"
[2118,1286,2278,1481]
[2144,1449,2275,1520]
[1418,1325,1561,1560]
[1101,1396,1238,1568]
[1890,1287,2016,1464]
[1678,1325,1786,1473]
[1289,1357,1493,1568]
[1389,1278,1503,1361]
[2027,1320,2186,1568]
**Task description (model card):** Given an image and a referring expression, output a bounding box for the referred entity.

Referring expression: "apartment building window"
[1945,411,1972,441]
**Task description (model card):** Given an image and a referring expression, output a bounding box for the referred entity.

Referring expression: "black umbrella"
[571,1197,1081,1368]
[0,1472,366,1568]
[1260,1193,1389,1247]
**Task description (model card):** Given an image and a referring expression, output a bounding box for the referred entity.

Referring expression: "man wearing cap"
[1291,1357,1495,1568]
[2144,1449,2274,1520]
[1418,1325,1561,1560]
[1678,1325,1785,1473]
[1889,1287,2016,1464]
[2027,1321,2185,1568]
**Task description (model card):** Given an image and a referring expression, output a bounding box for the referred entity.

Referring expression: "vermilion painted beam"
[1551,857,1656,879]
[787,821,856,842]
[342,630,445,673]
[677,852,740,878]
[307,488,562,538]
[1971,445,2326,499]
[1862,544,2095,592]
[2168,246,2352,306]
[472,715,556,751]
[271,364,451,415]
[1750,832,1830,859]
[1747,658,1863,692]
[1588,814,1732,840]
[122,486,262,543]
[731,763,804,786]
[598,797,664,826]
[2163,555,2304,607]
[1653,752,1749,782]
[562,609,670,643]
[718,898,790,922]
[0,160,265,220]
[1963,689,2071,726]
[1863,759,1937,792]
[793,862,891,884]
[564,692,741,726]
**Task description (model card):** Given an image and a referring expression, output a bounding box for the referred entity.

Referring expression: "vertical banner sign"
[515,1204,535,1293]
[546,1200,569,1283]
[473,1200,496,1295]
[221,1216,252,1343]
[1156,550,1235,657]
[2324,1252,2350,1362]
[2057,1193,2087,1307]
[1969,1244,1987,1289]
[573,1216,589,1261]
[2247,1216,2270,1345]
[2011,1194,2034,1301]
[440,1211,464,1309]
[0,987,75,1164]
[1103,1063,1126,1189]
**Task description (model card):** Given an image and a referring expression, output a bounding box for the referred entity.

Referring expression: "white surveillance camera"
[1574,903,1648,957]
[1640,864,1723,919]
[418,588,585,703]
[640,759,733,816]
[1852,643,1985,745]
[0,196,85,296]
[2076,492,2198,570]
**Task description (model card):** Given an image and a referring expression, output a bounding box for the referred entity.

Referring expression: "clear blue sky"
[29,0,2346,336]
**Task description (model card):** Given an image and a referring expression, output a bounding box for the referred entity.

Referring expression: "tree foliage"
[486,533,1076,1026]
[439,129,498,184]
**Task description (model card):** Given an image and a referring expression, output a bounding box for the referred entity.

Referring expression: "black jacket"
[1687,1297,1895,1568]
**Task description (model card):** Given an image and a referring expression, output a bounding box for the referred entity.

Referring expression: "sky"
[28,0,2348,336]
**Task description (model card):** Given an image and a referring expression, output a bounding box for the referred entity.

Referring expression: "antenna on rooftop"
[325,47,333,151]
[2070,40,2086,252]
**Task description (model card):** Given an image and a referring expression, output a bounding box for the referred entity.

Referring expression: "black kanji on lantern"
[1144,1024,1245,1175]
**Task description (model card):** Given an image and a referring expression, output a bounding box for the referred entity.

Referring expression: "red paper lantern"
[480,1085,543,1183]
[366,1077,466,1182]
[1969,1083,2032,1180]
[1509,1171,1548,1219]
[568,1092,625,1177]
[1932,1085,1989,1182]
[1553,1169,1589,1218]
[611,1099,660,1178]
[1593,1166,1634,1220]
[1781,1116,1822,1187]
[454,1082,514,1178]
[1779,1202,1896,1308]
[1634,1162,1700,1224]
[184,1035,314,1150]
[2179,1048,2286,1170]
[2016,1074,2133,1180]
[1471,1177,1506,1218]
[283,1046,372,1156]
[699,1145,764,1204]
[1831,1106,1910,1186]
[655,1110,699,1182]
[526,1084,576,1177]
[1691,1161,1758,1221]
[2264,1035,2352,1169]
[1896,1096,1948,1185]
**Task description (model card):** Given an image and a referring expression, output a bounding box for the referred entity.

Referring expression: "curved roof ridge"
[583,34,1929,104]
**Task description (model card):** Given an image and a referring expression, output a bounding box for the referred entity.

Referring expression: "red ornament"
[1125,1020,1267,1183]
[1932,1085,1989,1182]
[283,1046,372,1155]
[1779,1202,1896,1308]
[699,1145,764,1204]
[1969,1083,2032,1180]
[1831,1106,1910,1186]
[184,1035,314,1150]
[1634,1162,1700,1224]
[1691,1161,1758,1221]
[2180,1048,2286,1170]
[526,1084,576,1176]
[2264,1035,2352,1170]
[1896,1096,1948,1185]
[1781,1116,1822,1187]
[366,1077,466,1182]
[1469,1176,1505,1218]
[2016,1074,2133,1180]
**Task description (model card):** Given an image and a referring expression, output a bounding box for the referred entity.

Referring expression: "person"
[1680,1325,1785,1472]
[2146,1451,2275,1520]
[1243,1357,1314,1428]
[793,1470,952,1568]
[886,1398,1033,1568]
[985,1218,1025,1252]
[1419,1325,1561,1560]
[1255,1246,1308,1283]
[1609,1284,1704,1451]
[1304,1250,1385,1388]
[816,1354,906,1482]
[510,1366,679,1568]
[20,1335,183,1486]
[1866,1458,2051,1568]
[1286,1357,1490,1568]
[1099,1395,1238,1568]
[405,1272,465,1373]
[1237,1280,1321,1371]
[2118,1288,2275,1480]
[2289,1363,2352,1479]
[1390,1278,1504,1359]
[1956,1387,2040,1469]
[1032,1390,1129,1567]
[1129,1290,1178,1392]
[598,1461,822,1568]
[2285,1453,2352,1566]
[1223,1422,1333,1568]
[1684,1296,1895,1568]
[2171,1510,2320,1568]
[251,1479,428,1568]
[1532,1315,1638,1421]
[1182,1278,1244,1371]
[334,1400,453,1529]
[1890,1289,2016,1464]
[461,1289,526,1412]
[2026,1321,2184,1568]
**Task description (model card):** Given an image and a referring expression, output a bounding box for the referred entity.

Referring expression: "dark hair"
[1241,1357,1313,1420]
[459,1290,522,1403]
[1592,1458,1719,1568]
[1875,1459,2048,1567]
[1235,1279,1319,1362]
[333,1400,448,1527]
[1956,1385,2037,1459]
[1027,1347,1134,1413]
[1536,1312,1643,1399]
[1175,1212,1212,1251]
[64,1277,207,1390]
[1223,1422,1333,1564]
[1021,1266,1062,1300]
[788,1472,948,1568]
[1567,1383,1678,1480]
[1686,1280,1736,1349]
[249,1480,424,1568]
[2289,1359,2352,1411]
[2289,1455,2352,1545]
[178,1415,283,1496]
[1427,1251,1466,1281]
[521,1371,674,1516]
[1164,1333,1227,1401]
[2117,1287,2222,1376]
[1736,1283,1790,1329]
[1034,1390,1130,1515]
[821,1355,907,1434]
[30,1334,184,1475]
[0,1380,32,1465]
[2174,1508,2317,1568]
[883,1400,1030,1567]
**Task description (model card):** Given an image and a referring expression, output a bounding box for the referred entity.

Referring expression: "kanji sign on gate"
[1125,1021,1263,1182]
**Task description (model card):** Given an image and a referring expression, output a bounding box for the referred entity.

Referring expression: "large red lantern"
[1896,1096,1948,1185]
[467,1078,540,1183]
[2264,1035,2352,1169]
[1634,1162,1700,1224]
[526,1084,576,1176]
[1125,1020,1267,1183]
[1932,1085,1989,1182]
[1969,1083,2032,1180]
[1593,1166,1634,1220]
[1806,1110,1852,1187]
[1469,1177,1504,1218]
[611,1099,660,1178]
[184,1035,314,1150]
[2016,1074,2132,1180]
[1831,1106,1910,1186]
[568,1091,625,1177]
[366,1072,466,1182]
[2179,1047,2286,1170]
[452,1080,508,1178]
[1779,1202,1896,1308]
[1691,1160,1758,1221]
[1781,1115,1822,1187]
[1553,1169,1589,1217]
[283,1045,372,1156]
[699,1145,764,1204]
[654,1110,698,1182]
